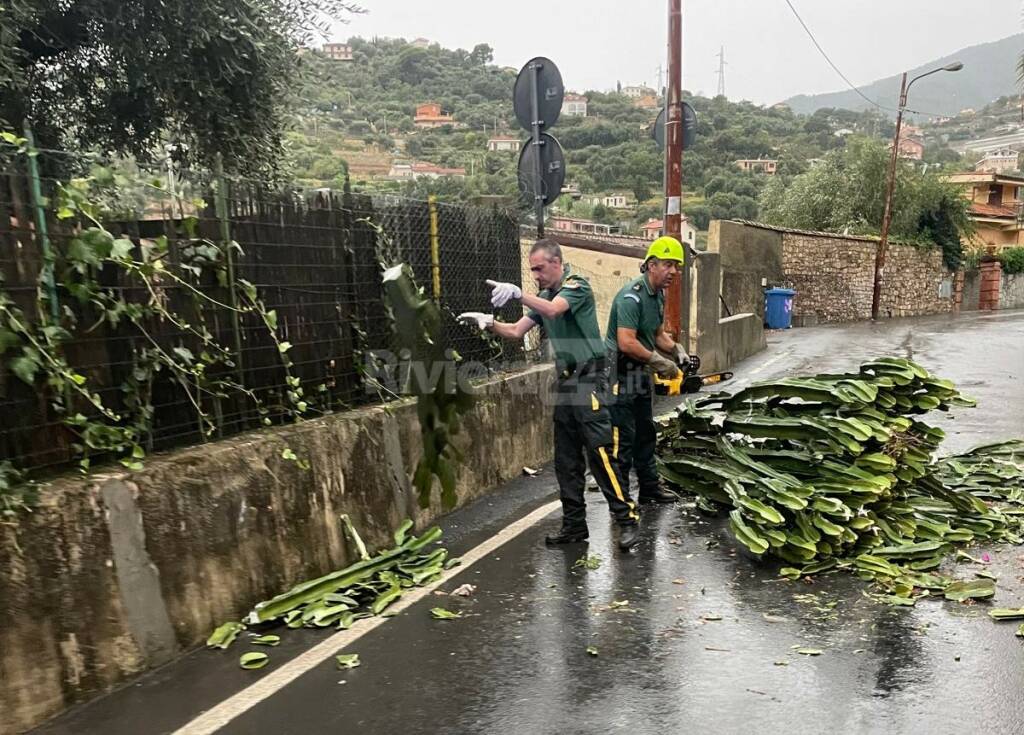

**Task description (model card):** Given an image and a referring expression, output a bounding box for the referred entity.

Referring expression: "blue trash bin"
[765,287,796,329]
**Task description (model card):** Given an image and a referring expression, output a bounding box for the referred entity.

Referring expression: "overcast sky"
[329,0,1022,104]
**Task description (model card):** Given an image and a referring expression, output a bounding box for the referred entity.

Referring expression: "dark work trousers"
[552,363,639,533]
[609,367,661,499]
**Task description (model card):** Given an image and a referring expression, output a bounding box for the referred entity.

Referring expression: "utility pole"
[872,72,905,322]
[872,60,963,320]
[663,0,685,342]
[716,46,726,98]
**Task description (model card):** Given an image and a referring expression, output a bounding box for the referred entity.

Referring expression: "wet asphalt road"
[35,310,1024,735]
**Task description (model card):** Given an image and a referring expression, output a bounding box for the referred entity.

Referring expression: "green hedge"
[998,247,1024,275]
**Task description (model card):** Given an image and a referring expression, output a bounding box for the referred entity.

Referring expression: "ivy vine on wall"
[0,133,317,520]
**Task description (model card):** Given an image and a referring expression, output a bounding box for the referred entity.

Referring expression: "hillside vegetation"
[290,36,972,233]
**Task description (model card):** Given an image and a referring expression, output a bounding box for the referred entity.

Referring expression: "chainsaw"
[653,355,733,396]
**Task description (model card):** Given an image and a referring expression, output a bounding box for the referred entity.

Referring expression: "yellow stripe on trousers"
[597,446,638,521]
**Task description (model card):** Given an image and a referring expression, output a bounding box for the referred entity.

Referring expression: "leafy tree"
[630,176,652,207]
[758,137,972,268]
[0,0,361,175]
[469,43,494,65]
[591,203,614,224]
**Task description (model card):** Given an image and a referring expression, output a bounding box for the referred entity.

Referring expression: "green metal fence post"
[214,154,245,386]
[23,126,60,322]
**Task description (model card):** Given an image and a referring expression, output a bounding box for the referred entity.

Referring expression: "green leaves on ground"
[208,519,447,664]
[573,554,602,571]
[206,622,244,650]
[989,609,1024,620]
[943,579,996,602]
[250,635,280,647]
[336,654,361,669]
[658,357,1024,607]
[430,607,462,620]
[239,652,269,670]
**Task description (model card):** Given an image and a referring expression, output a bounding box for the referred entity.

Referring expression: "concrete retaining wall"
[708,220,783,322]
[709,220,955,325]
[1002,272,1024,309]
[0,366,555,734]
[687,251,767,373]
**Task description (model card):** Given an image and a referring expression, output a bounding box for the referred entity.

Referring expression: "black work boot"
[545,528,589,546]
[618,524,640,550]
[639,484,680,504]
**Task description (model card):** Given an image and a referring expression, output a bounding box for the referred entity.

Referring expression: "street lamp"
[871,61,963,320]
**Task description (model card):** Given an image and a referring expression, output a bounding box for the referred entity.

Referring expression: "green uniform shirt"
[528,266,605,373]
[605,274,665,354]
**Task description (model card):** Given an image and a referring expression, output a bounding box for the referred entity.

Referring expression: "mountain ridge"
[784,33,1024,119]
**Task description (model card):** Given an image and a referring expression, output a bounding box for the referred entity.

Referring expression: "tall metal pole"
[22,126,60,322]
[529,60,545,238]
[663,0,684,340]
[872,72,907,321]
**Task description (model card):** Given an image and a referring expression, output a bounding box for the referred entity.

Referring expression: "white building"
[322,43,353,61]
[561,93,588,118]
[621,85,655,99]
[975,149,1020,175]
[486,136,520,153]
[602,194,630,209]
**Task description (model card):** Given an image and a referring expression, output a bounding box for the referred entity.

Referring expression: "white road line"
[741,348,792,380]
[174,500,561,735]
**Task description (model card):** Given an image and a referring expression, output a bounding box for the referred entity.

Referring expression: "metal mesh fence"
[0,148,523,476]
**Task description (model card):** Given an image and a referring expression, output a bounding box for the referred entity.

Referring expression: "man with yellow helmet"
[605,236,691,507]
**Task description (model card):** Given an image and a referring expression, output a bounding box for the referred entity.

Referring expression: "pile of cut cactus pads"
[657,357,1024,605]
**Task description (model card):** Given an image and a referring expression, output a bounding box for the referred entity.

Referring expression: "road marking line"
[174,500,561,735]
[743,348,792,379]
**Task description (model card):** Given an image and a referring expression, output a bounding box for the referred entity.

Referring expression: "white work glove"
[485,279,522,308]
[647,351,680,380]
[670,343,689,365]
[457,312,494,331]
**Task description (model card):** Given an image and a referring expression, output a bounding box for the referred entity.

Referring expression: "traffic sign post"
[513,57,566,238]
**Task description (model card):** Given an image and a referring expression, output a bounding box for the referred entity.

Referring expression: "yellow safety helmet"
[645,236,685,265]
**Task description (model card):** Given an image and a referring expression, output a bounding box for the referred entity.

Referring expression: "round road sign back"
[513,57,564,132]
[517,133,566,207]
[653,102,697,150]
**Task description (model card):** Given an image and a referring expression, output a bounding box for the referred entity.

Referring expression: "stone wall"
[712,221,955,325]
[0,366,555,734]
[779,233,877,323]
[955,269,1024,311]
[1001,273,1024,310]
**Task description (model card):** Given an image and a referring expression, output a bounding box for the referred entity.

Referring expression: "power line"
[781,0,944,119]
